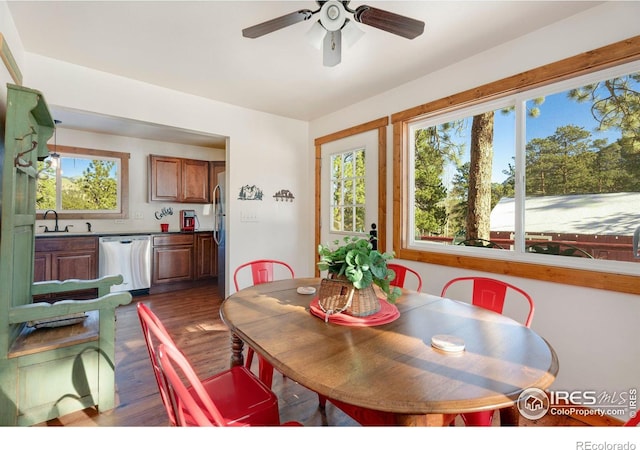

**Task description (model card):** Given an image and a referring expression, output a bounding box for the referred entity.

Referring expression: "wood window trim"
[314,117,389,277]
[391,36,640,296]
[36,145,130,220]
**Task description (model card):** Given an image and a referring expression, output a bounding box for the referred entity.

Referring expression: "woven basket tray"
[317,278,381,318]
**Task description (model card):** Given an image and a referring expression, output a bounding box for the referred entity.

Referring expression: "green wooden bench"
[0,84,132,426]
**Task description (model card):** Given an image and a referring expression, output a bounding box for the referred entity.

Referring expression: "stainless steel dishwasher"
[99,235,151,295]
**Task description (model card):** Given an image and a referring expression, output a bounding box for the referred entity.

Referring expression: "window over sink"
[36,145,130,219]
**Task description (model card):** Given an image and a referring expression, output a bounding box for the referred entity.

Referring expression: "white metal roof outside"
[490,192,640,236]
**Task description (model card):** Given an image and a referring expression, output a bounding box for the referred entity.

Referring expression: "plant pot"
[345,284,380,317]
[319,275,381,317]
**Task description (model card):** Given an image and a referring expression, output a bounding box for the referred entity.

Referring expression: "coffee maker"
[180,210,196,232]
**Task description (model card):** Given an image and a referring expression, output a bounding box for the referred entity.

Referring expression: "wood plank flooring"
[35,283,587,427]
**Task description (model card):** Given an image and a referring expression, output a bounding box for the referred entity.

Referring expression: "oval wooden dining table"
[220,277,559,426]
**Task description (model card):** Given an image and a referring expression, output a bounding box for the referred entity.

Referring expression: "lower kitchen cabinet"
[34,236,98,301]
[152,232,217,286]
[195,232,216,280]
[152,233,194,284]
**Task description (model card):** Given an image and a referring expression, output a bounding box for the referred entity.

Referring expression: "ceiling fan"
[242,1,425,67]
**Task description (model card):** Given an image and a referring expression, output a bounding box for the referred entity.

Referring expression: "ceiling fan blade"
[242,9,315,38]
[323,30,342,67]
[353,5,425,39]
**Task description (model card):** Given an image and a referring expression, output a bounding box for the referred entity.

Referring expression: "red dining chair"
[387,263,423,292]
[440,276,535,426]
[233,259,295,387]
[137,302,282,426]
[157,343,302,427]
[137,302,181,425]
[440,276,535,327]
[624,414,640,426]
[233,259,295,292]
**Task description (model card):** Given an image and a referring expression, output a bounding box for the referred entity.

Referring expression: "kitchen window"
[392,37,640,295]
[36,145,130,219]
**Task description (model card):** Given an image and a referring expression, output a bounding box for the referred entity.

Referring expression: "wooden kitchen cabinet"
[34,236,99,300]
[182,159,210,203]
[209,161,225,191]
[152,233,194,285]
[149,155,181,202]
[195,232,215,280]
[149,155,211,203]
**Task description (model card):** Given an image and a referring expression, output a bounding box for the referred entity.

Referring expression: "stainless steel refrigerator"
[213,171,226,298]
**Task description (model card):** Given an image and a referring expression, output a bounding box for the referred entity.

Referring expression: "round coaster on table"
[431,334,465,353]
[297,286,317,295]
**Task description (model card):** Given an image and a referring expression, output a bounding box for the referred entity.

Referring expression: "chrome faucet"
[41,209,72,232]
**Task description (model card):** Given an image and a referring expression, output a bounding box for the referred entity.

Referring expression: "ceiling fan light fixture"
[323,30,341,67]
[306,20,326,50]
[341,19,364,49]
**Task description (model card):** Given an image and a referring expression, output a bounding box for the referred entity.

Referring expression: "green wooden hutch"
[0,84,132,426]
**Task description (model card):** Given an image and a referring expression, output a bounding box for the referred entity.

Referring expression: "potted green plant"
[317,236,402,305]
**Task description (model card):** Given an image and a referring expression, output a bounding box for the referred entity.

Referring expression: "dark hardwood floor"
[36,283,588,427]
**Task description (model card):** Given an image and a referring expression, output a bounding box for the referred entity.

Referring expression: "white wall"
[0,1,23,122]
[309,2,640,418]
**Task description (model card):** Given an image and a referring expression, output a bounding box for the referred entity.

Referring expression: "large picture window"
[393,37,640,295]
[36,145,130,219]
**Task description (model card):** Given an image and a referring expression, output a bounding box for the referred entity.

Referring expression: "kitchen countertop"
[35,230,213,238]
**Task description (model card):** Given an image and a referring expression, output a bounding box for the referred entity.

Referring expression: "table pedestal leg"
[394,413,457,426]
[230,333,244,367]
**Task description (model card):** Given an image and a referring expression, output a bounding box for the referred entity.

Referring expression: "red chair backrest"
[137,302,181,425]
[440,276,535,327]
[157,343,227,427]
[624,414,640,426]
[233,259,295,291]
[387,263,423,292]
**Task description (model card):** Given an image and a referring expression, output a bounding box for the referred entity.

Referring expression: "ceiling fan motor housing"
[320,1,347,31]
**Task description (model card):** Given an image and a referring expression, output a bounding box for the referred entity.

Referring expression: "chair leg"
[246,347,255,369]
[257,355,274,388]
[461,410,495,426]
[317,393,327,410]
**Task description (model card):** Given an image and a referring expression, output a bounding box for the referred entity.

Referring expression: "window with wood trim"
[392,37,640,295]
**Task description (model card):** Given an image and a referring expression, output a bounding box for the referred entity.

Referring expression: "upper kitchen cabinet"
[149,155,211,203]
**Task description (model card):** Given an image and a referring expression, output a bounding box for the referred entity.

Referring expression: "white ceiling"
[7,0,601,147]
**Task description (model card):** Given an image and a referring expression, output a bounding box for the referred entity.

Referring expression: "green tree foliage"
[37,157,118,211]
[62,160,117,210]
[526,125,592,195]
[36,160,56,210]
[413,128,448,236]
[569,74,640,148]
